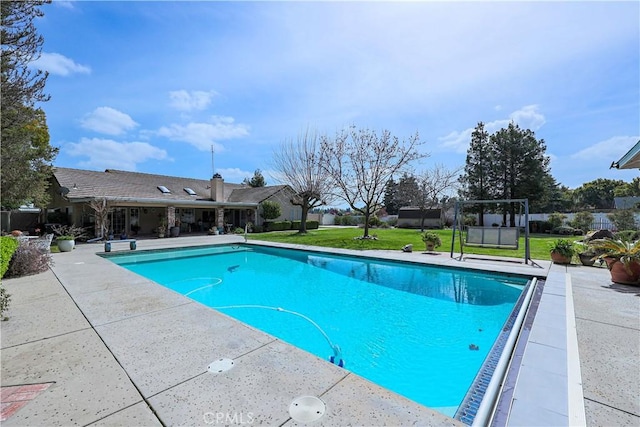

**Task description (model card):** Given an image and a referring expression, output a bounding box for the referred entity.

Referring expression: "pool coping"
[1,234,590,426]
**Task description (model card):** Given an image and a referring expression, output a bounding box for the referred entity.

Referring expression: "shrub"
[266,221,292,231]
[339,215,355,226]
[291,221,301,230]
[386,217,398,227]
[608,209,637,231]
[529,220,553,234]
[306,220,319,230]
[4,241,52,279]
[552,226,581,235]
[463,214,477,226]
[0,285,10,320]
[252,225,264,233]
[569,211,594,233]
[368,216,382,227]
[1,236,19,279]
[548,212,567,229]
[260,200,282,222]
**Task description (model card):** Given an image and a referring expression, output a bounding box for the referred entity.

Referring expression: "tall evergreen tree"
[395,172,420,209]
[489,122,551,226]
[1,0,57,209]
[459,122,492,225]
[243,169,266,187]
[383,177,398,215]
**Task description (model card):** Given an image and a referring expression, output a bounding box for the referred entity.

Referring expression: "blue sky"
[34,1,639,194]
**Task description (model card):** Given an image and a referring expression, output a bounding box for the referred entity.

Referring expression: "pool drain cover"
[288,395,326,423]
[207,358,234,374]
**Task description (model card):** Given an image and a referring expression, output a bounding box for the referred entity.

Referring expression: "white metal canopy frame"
[450,198,535,265]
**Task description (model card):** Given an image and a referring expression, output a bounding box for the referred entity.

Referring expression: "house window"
[180,208,195,224]
[157,185,171,194]
[110,208,126,235]
[184,187,196,196]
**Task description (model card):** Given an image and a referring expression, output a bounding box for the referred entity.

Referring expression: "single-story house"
[396,207,443,229]
[47,167,302,237]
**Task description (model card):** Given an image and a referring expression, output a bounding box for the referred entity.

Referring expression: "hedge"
[290,221,319,230]
[265,221,292,231]
[1,236,20,279]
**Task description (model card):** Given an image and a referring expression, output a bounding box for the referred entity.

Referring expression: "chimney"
[211,173,224,201]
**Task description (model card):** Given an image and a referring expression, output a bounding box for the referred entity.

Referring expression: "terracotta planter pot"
[425,242,436,251]
[550,251,572,264]
[606,258,640,285]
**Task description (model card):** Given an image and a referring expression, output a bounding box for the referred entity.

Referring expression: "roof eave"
[611,140,640,170]
[65,196,258,208]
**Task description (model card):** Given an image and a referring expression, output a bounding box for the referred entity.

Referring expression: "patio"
[1,235,638,426]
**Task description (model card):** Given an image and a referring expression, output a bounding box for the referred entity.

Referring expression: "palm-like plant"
[589,238,640,275]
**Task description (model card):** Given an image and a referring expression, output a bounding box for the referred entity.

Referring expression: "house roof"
[52,167,287,207]
[614,196,640,209]
[398,207,442,219]
[611,140,640,170]
[227,185,290,204]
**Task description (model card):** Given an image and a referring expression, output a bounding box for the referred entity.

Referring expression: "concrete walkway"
[1,236,638,426]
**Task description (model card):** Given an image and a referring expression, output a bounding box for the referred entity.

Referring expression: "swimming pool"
[105,244,530,419]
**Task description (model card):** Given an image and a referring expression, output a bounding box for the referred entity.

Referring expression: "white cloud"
[54,0,75,9]
[80,107,138,136]
[509,105,546,131]
[65,137,169,171]
[156,115,249,151]
[438,105,547,153]
[169,90,218,111]
[215,168,255,182]
[32,52,90,76]
[571,136,639,161]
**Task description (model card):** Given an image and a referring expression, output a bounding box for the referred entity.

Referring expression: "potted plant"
[574,240,597,266]
[578,246,598,267]
[56,235,75,252]
[421,231,442,252]
[170,219,181,237]
[157,217,167,238]
[589,238,640,285]
[549,238,575,264]
[51,224,87,252]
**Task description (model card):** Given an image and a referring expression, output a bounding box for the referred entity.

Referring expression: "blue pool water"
[107,244,528,416]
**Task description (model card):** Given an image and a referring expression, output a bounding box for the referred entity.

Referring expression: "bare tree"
[89,197,113,240]
[321,126,427,238]
[273,129,334,233]
[415,164,462,231]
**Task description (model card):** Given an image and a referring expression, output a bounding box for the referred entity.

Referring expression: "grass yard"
[247,226,581,261]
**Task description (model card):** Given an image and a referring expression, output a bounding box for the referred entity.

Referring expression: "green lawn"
[247,227,581,261]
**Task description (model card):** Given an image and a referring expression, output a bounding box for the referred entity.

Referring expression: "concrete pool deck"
[1,235,638,426]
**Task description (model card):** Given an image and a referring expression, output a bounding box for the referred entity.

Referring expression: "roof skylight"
[157,185,171,194]
[184,187,197,196]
